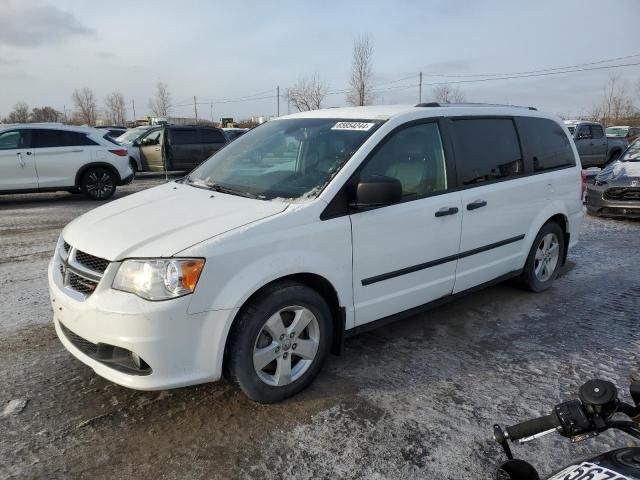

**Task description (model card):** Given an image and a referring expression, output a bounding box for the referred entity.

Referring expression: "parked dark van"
[135,125,227,172]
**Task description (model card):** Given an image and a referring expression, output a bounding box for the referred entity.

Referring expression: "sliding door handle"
[435,206,459,217]
[466,200,487,211]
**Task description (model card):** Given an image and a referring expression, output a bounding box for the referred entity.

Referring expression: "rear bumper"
[118,171,135,185]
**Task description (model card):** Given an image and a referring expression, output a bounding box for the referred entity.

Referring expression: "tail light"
[581,170,586,198]
[109,149,128,157]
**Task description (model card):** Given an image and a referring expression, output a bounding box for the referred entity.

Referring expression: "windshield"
[620,140,640,162]
[606,127,628,137]
[185,118,382,201]
[115,126,152,144]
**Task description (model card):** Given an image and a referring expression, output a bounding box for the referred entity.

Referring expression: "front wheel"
[521,222,565,292]
[80,167,116,201]
[227,281,333,403]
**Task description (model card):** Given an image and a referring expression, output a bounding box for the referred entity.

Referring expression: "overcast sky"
[1,0,640,121]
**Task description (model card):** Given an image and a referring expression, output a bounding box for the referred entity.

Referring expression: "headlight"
[112,258,205,301]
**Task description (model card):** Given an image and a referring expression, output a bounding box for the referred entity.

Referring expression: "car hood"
[62,182,288,260]
[596,161,640,185]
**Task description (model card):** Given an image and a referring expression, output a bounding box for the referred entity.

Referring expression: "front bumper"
[48,256,237,390]
[585,184,640,218]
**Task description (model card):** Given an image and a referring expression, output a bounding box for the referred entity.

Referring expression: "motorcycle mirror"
[496,459,540,480]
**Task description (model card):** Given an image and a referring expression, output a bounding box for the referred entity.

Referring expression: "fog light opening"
[128,351,150,371]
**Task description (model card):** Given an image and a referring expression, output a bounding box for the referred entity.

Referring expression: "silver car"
[586,139,640,218]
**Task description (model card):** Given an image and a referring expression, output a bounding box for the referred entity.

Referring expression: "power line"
[418,52,640,78]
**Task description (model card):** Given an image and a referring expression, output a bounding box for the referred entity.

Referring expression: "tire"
[521,222,565,292]
[227,281,333,403]
[79,167,116,201]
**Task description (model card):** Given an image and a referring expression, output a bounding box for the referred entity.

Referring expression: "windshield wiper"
[185,177,259,199]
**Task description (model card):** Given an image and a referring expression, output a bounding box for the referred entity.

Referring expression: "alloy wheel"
[534,233,560,282]
[253,305,320,387]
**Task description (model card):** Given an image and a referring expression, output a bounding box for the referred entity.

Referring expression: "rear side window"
[515,117,575,172]
[200,128,226,143]
[170,129,200,145]
[451,118,523,186]
[33,129,98,148]
[591,125,604,139]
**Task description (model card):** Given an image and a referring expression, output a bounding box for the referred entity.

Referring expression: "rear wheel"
[227,281,333,403]
[80,167,116,201]
[521,222,565,292]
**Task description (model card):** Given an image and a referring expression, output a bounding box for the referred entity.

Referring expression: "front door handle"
[71,149,84,153]
[435,206,459,217]
[466,200,487,211]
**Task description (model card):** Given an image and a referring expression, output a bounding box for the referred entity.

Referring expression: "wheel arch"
[74,162,121,187]
[222,272,345,377]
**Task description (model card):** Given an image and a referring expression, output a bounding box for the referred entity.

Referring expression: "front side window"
[577,126,592,139]
[516,117,575,172]
[140,130,161,146]
[359,122,447,198]
[185,118,381,201]
[452,118,523,186]
[0,130,28,150]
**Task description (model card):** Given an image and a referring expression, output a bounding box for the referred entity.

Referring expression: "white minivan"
[49,104,582,403]
[0,124,133,200]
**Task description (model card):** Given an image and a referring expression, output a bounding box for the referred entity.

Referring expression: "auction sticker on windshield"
[548,462,630,480]
[331,122,376,131]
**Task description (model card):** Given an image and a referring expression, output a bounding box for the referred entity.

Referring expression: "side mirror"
[353,176,402,210]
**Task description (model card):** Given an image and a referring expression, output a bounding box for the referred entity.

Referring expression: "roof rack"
[415,102,537,111]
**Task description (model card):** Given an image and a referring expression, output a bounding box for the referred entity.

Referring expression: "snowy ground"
[1,178,639,479]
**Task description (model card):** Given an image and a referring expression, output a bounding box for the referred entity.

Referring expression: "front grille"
[68,271,99,295]
[59,322,98,356]
[604,187,640,202]
[75,250,109,274]
[58,241,109,299]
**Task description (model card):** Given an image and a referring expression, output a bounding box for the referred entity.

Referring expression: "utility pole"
[194,96,198,124]
[287,90,290,115]
[418,72,423,103]
[132,100,136,125]
[210,102,213,123]
[276,86,280,117]
[63,105,67,123]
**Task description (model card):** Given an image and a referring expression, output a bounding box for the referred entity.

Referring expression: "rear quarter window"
[451,118,523,186]
[515,117,575,172]
[199,128,226,143]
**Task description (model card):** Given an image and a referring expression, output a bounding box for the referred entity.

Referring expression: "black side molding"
[361,234,525,286]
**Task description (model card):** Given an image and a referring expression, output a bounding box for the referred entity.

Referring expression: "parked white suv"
[49,104,582,403]
[0,124,133,200]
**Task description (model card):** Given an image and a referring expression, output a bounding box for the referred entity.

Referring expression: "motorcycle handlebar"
[506,414,558,441]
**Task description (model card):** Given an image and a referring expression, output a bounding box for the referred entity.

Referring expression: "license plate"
[548,462,630,480]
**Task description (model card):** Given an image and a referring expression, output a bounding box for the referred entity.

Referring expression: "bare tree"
[30,106,62,123]
[432,84,466,103]
[71,87,97,125]
[148,82,172,118]
[591,73,635,126]
[347,34,375,106]
[104,91,127,125]
[288,74,328,111]
[5,102,30,123]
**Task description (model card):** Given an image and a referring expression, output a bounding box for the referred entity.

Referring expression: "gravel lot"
[1,175,639,479]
